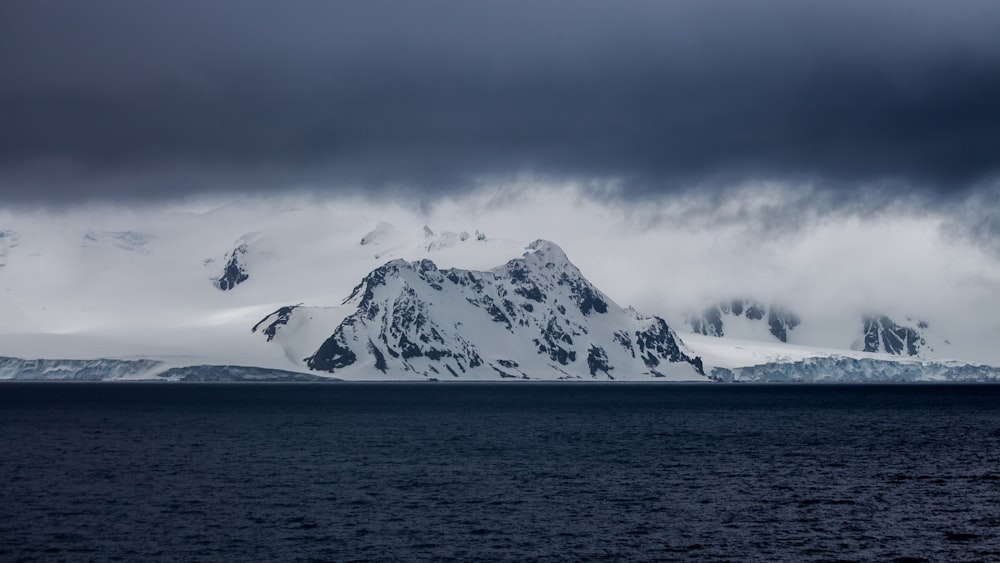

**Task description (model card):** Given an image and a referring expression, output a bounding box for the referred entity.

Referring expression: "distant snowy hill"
[684,299,953,361]
[852,314,942,357]
[685,299,801,343]
[255,240,705,380]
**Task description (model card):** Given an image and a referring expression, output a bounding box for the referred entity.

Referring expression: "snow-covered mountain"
[211,233,263,291]
[852,314,941,357]
[254,240,705,380]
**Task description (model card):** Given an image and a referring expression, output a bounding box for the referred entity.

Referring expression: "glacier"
[0,357,334,382]
[712,356,1000,383]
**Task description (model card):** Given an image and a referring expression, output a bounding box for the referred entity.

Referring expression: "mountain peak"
[258,239,704,380]
[526,239,569,261]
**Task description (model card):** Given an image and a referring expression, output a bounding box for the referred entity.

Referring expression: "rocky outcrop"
[859,315,930,356]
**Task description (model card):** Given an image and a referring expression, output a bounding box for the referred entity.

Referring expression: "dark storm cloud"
[1,0,1000,202]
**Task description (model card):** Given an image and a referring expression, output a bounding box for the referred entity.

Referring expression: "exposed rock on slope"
[855,315,932,356]
[214,234,259,291]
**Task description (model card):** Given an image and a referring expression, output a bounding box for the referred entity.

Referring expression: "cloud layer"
[2,1,1000,202]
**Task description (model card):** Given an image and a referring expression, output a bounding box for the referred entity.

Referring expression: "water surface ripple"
[2,383,999,561]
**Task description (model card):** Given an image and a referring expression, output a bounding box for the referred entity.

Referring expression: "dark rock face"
[307,329,358,371]
[215,243,250,291]
[688,306,724,337]
[251,306,298,341]
[515,285,546,302]
[558,272,609,315]
[613,331,635,357]
[862,315,928,356]
[633,318,704,375]
[535,317,576,365]
[587,345,612,377]
[767,307,801,343]
[745,303,765,321]
[687,299,800,343]
[368,340,388,372]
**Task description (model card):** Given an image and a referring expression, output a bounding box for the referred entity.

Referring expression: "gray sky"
[2,0,1000,204]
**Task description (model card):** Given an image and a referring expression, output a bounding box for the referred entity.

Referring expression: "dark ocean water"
[2,383,1000,562]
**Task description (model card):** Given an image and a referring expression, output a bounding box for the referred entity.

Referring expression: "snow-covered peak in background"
[523,239,571,266]
[852,314,944,357]
[686,299,801,343]
[360,222,495,259]
[211,232,263,291]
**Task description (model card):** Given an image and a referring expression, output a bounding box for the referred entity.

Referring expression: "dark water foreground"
[2,383,1000,561]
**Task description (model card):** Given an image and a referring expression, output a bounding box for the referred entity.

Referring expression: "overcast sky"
[2,0,999,205]
[3,2,1000,360]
